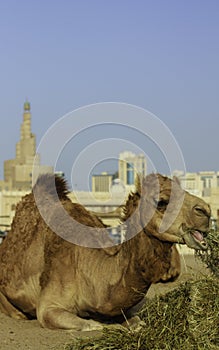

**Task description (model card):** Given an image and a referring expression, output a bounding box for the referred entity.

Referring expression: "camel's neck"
[123,230,173,284]
[120,193,174,285]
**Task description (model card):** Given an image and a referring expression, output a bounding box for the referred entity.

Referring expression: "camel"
[0,173,210,331]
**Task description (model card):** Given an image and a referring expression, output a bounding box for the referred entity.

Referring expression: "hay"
[195,230,219,277]
[63,231,219,350]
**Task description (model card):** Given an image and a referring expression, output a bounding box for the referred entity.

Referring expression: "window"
[127,162,134,185]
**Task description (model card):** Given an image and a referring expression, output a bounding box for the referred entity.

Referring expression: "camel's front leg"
[37,305,104,331]
[0,291,27,320]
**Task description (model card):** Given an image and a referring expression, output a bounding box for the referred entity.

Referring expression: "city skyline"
[1,99,219,191]
[1,1,219,187]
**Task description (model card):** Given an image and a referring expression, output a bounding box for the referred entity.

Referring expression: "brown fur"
[0,173,211,331]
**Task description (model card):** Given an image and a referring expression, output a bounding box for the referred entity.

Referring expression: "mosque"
[0,101,53,191]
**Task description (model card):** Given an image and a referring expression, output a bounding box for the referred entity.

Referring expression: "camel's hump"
[33,174,69,200]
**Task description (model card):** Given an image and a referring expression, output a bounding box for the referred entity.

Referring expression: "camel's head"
[136,174,211,250]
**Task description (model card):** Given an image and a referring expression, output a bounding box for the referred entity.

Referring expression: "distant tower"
[16,100,36,163]
[3,100,54,190]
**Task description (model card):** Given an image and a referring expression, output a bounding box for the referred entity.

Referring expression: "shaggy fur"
[0,173,211,331]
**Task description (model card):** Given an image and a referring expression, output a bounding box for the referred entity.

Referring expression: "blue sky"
[1,0,219,189]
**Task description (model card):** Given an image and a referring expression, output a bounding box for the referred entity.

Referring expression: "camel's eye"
[156,199,169,212]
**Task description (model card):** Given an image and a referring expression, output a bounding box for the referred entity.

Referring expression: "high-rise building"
[16,100,36,164]
[118,151,147,188]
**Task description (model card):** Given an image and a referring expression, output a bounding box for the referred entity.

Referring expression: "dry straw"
[65,231,219,350]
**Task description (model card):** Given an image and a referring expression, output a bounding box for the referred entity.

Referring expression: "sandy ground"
[0,254,209,350]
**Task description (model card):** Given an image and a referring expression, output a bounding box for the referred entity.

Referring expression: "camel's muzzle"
[182,227,208,250]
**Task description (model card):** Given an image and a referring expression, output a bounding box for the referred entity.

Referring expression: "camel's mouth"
[181,227,208,250]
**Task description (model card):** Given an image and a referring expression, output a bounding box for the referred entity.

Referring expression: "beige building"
[118,151,147,191]
[207,187,219,220]
[0,189,28,230]
[175,171,219,224]
[69,190,123,227]
[92,172,113,192]
[176,171,219,198]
